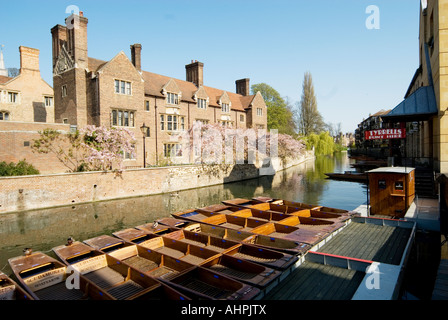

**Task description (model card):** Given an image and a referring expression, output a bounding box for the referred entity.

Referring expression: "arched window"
[0,111,10,121]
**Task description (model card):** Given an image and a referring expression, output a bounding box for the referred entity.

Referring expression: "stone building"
[381,0,447,173]
[0,46,54,123]
[51,12,268,167]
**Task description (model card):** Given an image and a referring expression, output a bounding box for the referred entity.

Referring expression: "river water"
[0,152,367,276]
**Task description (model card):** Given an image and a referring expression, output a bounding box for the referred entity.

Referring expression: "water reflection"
[0,152,366,275]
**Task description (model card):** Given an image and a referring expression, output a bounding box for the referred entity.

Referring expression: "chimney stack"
[130,44,142,71]
[236,78,250,96]
[186,60,204,87]
[19,46,40,74]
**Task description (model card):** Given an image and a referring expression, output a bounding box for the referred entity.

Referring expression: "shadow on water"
[0,152,366,276]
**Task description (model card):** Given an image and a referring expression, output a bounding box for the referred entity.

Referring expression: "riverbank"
[0,152,314,214]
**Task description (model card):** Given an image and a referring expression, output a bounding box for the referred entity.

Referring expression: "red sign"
[365,128,406,140]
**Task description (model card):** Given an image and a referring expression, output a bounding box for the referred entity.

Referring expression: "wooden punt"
[8,250,113,300]
[159,266,260,300]
[162,219,310,255]
[112,227,159,245]
[52,240,189,300]
[163,229,297,270]
[163,229,241,253]
[222,244,298,270]
[200,254,281,288]
[276,215,346,234]
[0,271,33,300]
[325,172,367,182]
[225,197,353,219]
[198,205,289,222]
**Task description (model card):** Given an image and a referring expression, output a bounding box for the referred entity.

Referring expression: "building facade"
[0,46,54,123]
[51,12,267,167]
[380,0,448,173]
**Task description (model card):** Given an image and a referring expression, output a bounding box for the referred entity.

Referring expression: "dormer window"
[167,92,179,105]
[197,98,207,109]
[8,92,19,103]
[221,103,230,113]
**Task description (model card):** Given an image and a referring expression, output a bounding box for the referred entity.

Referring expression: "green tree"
[251,83,296,136]
[298,72,325,136]
[0,160,40,176]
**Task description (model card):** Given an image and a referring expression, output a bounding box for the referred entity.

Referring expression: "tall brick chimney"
[19,46,40,74]
[130,44,142,71]
[236,78,250,96]
[186,60,204,87]
[65,12,88,69]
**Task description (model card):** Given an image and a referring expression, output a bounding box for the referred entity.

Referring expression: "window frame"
[0,111,10,121]
[8,91,19,104]
[164,143,182,158]
[160,114,185,132]
[111,109,135,127]
[197,98,207,109]
[221,103,230,113]
[167,92,179,105]
[114,79,132,96]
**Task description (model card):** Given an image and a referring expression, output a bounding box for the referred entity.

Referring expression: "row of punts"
[4,197,356,300]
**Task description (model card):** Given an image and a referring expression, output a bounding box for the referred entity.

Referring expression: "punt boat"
[52,240,180,300]
[324,171,367,182]
[86,234,221,266]
[158,266,260,300]
[199,254,281,288]
[162,228,298,270]
[197,203,345,233]
[8,250,113,300]
[0,271,33,300]
[225,197,354,217]
[157,219,310,255]
[172,209,327,245]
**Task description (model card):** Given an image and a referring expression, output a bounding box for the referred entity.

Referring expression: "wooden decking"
[432,259,448,300]
[316,220,412,265]
[263,219,415,300]
[263,261,364,300]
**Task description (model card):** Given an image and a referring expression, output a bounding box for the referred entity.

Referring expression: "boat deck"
[315,219,412,265]
[262,217,415,300]
[264,261,364,300]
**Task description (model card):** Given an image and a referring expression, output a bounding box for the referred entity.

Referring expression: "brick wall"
[0,152,314,214]
[0,121,71,174]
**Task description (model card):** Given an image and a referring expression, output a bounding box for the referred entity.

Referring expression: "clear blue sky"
[0,0,421,133]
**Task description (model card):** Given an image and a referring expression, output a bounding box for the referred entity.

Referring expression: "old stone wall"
[0,151,314,214]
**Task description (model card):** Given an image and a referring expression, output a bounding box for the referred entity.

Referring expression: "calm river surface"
[0,152,366,276]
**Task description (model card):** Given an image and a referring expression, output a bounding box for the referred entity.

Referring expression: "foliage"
[304,131,338,156]
[0,160,40,176]
[80,125,136,171]
[297,72,325,136]
[31,126,136,172]
[251,83,297,136]
[31,128,87,172]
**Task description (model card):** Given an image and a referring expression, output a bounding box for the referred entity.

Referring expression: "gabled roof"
[88,55,255,112]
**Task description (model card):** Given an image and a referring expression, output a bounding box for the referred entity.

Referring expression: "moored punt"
[200,254,281,288]
[112,228,159,245]
[0,271,33,300]
[53,240,187,300]
[164,220,310,255]
[8,250,113,300]
[198,205,289,222]
[222,244,298,270]
[324,172,368,182]
[163,229,241,253]
[227,197,354,218]
[159,266,260,300]
[277,216,346,234]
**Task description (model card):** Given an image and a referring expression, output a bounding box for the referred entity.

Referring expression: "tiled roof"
[0,75,12,85]
[88,57,255,112]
